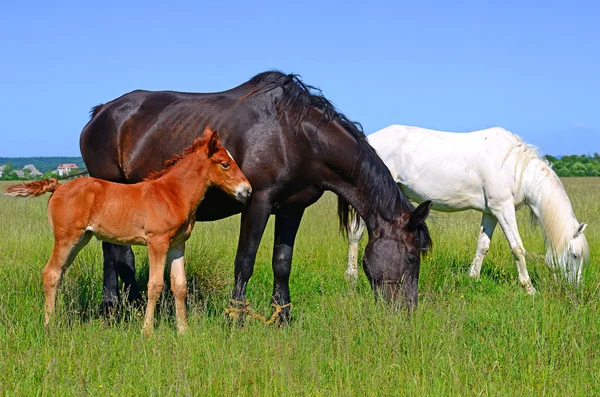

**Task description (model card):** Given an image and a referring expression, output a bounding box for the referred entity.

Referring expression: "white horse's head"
[548,222,589,285]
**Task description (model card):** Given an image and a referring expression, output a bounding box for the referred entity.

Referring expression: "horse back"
[80,90,221,183]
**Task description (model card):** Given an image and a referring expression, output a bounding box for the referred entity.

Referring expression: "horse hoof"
[142,326,153,338]
[177,326,188,335]
[224,300,249,326]
[100,300,119,317]
[525,285,537,295]
[344,270,358,283]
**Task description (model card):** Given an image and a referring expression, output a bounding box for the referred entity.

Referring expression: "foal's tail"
[4,178,59,198]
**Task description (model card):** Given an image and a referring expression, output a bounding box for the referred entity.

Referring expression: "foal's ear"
[202,125,214,139]
[407,201,432,230]
[207,129,220,157]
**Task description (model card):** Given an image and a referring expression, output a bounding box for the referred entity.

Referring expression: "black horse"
[80,71,432,319]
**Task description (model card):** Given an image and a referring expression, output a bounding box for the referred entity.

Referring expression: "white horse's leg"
[469,213,498,278]
[345,215,366,282]
[494,205,536,295]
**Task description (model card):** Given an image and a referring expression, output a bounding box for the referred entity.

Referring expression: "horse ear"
[202,125,213,139]
[574,222,587,238]
[207,129,220,157]
[407,201,432,230]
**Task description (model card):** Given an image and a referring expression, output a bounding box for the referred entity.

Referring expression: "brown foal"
[5,126,251,336]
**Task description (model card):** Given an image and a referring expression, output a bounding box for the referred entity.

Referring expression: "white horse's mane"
[504,132,589,265]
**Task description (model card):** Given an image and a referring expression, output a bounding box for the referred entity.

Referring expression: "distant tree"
[1,162,18,180]
[3,162,14,174]
[41,170,56,179]
[554,165,571,177]
[570,162,586,177]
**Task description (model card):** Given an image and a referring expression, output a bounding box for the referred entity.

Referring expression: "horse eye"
[221,162,230,169]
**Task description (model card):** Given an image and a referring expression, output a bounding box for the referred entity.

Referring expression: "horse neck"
[154,154,211,212]
[312,118,408,234]
[521,158,579,254]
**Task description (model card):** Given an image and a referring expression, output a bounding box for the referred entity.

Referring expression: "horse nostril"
[245,187,252,197]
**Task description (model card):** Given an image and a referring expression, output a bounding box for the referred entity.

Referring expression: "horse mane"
[240,71,428,249]
[503,131,589,264]
[144,136,207,181]
[89,104,104,119]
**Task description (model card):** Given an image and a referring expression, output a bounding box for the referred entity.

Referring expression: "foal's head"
[198,126,252,203]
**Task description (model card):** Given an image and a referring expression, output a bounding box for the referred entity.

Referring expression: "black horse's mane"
[242,71,431,254]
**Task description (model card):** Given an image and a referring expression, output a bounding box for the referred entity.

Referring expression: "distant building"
[0,165,5,177]
[15,170,24,177]
[22,164,42,177]
[57,163,79,176]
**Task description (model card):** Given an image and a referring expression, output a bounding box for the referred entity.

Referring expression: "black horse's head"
[243,71,434,309]
[362,201,432,308]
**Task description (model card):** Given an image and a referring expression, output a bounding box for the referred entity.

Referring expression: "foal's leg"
[469,213,498,278]
[345,215,366,282]
[168,244,188,334]
[271,207,305,322]
[43,231,92,326]
[142,240,169,336]
[493,205,536,295]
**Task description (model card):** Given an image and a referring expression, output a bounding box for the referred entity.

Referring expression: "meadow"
[0,178,599,396]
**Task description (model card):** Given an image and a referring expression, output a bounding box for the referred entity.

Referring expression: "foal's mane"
[240,71,431,253]
[144,135,207,181]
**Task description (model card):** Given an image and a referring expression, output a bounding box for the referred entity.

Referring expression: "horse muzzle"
[235,183,252,204]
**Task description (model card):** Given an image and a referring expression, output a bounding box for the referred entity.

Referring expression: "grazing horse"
[80,71,432,317]
[346,125,589,294]
[5,127,251,335]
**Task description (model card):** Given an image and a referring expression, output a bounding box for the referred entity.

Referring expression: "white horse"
[346,125,589,294]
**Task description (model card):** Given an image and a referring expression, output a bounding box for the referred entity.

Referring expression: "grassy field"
[0,178,599,396]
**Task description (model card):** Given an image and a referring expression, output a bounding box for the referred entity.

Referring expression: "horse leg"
[229,195,271,314]
[43,231,92,327]
[345,215,366,283]
[469,213,498,278]
[101,243,140,314]
[142,240,169,337]
[114,244,141,305]
[168,244,188,334]
[101,242,120,314]
[271,207,305,323]
[494,205,536,295]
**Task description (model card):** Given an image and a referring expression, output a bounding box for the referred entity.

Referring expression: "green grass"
[0,178,599,396]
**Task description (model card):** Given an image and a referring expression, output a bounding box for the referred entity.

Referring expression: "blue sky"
[1,1,598,156]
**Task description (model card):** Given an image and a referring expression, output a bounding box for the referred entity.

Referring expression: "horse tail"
[4,178,59,198]
[337,196,351,236]
[337,196,362,237]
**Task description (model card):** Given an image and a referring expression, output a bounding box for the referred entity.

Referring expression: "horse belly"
[88,198,148,246]
[398,160,487,212]
[88,223,148,246]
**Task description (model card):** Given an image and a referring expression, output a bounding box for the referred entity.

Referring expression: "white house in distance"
[0,164,42,178]
[22,164,42,177]
[57,163,79,176]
